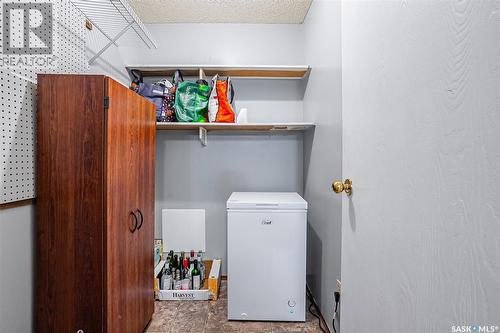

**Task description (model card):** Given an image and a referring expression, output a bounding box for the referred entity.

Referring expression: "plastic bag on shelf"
[208,74,235,123]
[174,79,210,122]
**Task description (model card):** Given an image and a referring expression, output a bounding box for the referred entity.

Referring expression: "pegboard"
[0,0,89,204]
[0,68,37,203]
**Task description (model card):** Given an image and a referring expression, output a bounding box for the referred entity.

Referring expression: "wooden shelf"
[156,122,314,145]
[127,65,310,80]
[156,122,315,132]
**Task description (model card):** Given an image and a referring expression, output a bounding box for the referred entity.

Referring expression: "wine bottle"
[191,259,201,290]
[190,250,195,264]
[161,267,172,290]
[181,278,190,290]
[174,278,182,290]
[183,257,189,286]
[168,250,174,265]
[180,251,185,264]
[197,251,205,283]
[178,257,183,279]
[188,260,194,278]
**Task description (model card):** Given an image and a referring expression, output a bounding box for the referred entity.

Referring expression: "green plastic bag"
[174,80,210,122]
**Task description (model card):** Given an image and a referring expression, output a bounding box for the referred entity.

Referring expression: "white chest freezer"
[227,192,307,322]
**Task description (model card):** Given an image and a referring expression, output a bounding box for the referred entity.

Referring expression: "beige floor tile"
[271,321,309,332]
[173,303,208,333]
[146,316,174,332]
[205,311,239,332]
[237,321,272,333]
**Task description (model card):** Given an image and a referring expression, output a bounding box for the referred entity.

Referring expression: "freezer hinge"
[104,96,109,110]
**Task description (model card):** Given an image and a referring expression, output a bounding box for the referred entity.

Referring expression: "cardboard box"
[154,259,222,301]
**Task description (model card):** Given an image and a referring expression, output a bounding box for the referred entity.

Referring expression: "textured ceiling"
[128,0,313,24]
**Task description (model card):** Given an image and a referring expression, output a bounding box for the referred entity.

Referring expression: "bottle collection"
[159,250,205,291]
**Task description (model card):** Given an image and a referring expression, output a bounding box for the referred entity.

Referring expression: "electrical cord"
[306,287,329,333]
[332,291,340,333]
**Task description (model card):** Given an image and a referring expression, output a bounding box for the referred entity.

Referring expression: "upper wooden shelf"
[126,65,311,80]
[156,122,315,132]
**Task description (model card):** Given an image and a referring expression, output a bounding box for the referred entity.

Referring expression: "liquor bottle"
[191,259,201,290]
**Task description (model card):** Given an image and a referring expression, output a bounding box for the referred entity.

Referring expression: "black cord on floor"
[306,287,329,333]
[332,291,340,333]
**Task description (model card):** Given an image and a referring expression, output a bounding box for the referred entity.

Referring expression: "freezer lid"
[226,192,308,210]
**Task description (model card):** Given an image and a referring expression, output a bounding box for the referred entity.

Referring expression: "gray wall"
[156,132,304,267]
[121,23,307,272]
[0,205,35,333]
[302,1,343,331]
[120,23,304,66]
[341,1,500,332]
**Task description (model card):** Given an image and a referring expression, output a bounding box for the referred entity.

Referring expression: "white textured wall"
[302,1,342,331]
[341,1,500,332]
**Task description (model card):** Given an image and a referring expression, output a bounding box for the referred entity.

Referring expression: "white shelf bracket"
[199,127,208,146]
[199,68,206,80]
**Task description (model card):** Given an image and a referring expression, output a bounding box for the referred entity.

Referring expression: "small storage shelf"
[156,122,315,132]
[127,65,310,80]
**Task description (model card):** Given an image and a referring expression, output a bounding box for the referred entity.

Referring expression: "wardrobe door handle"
[129,211,138,233]
[137,209,144,230]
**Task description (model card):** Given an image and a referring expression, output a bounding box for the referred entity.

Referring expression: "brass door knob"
[332,179,353,196]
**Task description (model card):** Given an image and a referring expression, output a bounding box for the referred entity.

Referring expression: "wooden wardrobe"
[36,75,156,333]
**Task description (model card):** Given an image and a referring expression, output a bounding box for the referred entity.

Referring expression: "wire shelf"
[70,0,157,63]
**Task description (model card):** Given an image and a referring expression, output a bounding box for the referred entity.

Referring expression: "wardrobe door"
[36,75,105,333]
[136,93,156,330]
[105,78,142,333]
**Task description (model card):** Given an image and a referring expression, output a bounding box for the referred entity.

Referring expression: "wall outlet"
[336,279,341,293]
